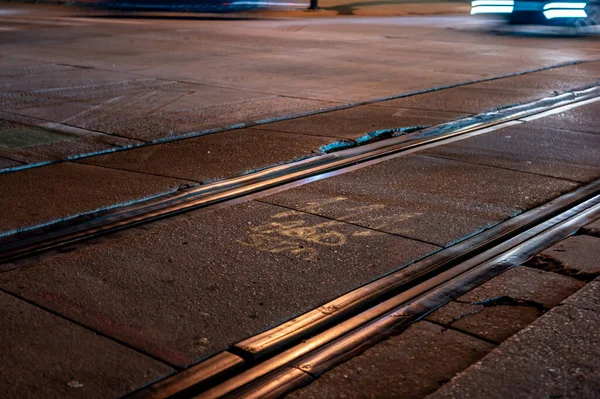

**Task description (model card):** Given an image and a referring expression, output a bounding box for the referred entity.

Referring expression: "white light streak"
[543,9,587,18]
[471,5,514,14]
[543,2,587,9]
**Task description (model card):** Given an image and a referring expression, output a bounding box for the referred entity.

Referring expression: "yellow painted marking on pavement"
[239,197,421,259]
[238,215,346,261]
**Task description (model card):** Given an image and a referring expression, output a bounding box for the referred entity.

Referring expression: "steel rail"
[2,85,599,267]
[125,179,600,399]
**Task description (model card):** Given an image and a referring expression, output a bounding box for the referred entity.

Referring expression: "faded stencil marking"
[238,215,345,261]
[238,197,421,260]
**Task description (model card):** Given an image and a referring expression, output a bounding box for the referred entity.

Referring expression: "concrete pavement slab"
[372,86,550,114]
[0,162,191,234]
[0,133,139,167]
[526,100,600,136]
[536,61,600,79]
[0,90,67,115]
[16,81,274,131]
[0,56,75,78]
[255,105,467,140]
[0,114,139,166]
[0,74,190,145]
[454,266,585,309]
[126,46,483,103]
[0,291,173,399]
[540,235,600,275]
[0,121,84,150]
[288,321,494,399]
[464,71,597,93]
[280,70,481,104]
[427,305,600,399]
[0,95,118,125]
[585,219,600,229]
[149,85,272,113]
[0,69,174,111]
[426,267,584,343]
[78,128,336,182]
[261,154,578,246]
[414,27,598,57]
[563,281,600,312]
[0,200,438,367]
[0,67,167,98]
[427,301,542,343]
[67,96,332,142]
[422,123,600,183]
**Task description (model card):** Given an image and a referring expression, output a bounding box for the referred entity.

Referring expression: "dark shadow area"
[489,25,600,38]
[67,0,306,17]
[467,15,600,39]
[468,21,600,39]
[324,0,395,15]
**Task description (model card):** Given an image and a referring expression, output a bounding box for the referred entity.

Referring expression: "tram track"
[1,84,599,269]
[125,175,600,399]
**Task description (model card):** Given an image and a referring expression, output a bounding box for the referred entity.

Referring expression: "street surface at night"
[0,2,599,398]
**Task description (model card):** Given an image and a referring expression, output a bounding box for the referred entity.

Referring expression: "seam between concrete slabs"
[247,126,361,141]
[418,153,586,185]
[0,153,25,164]
[0,108,150,143]
[526,124,600,138]
[420,319,501,346]
[253,198,443,248]
[0,286,181,370]
[2,54,346,104]
[69,160,206,185]
[73,130,343,181]
[420,154,587,185]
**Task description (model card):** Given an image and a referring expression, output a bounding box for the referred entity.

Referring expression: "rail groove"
[1,85,599,268]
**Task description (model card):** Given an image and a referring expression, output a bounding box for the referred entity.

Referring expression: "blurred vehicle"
[72,0,305,12]
[471,0,600,25]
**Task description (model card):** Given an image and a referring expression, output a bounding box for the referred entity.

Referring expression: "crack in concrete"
[447,295,547,325]
[473,295,547,311]
[524,254,599,282]
[579,225,600,238]
[448,304,485,324]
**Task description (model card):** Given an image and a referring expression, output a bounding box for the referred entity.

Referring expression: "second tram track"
[1,84,599,268]
[126,175,600,399]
